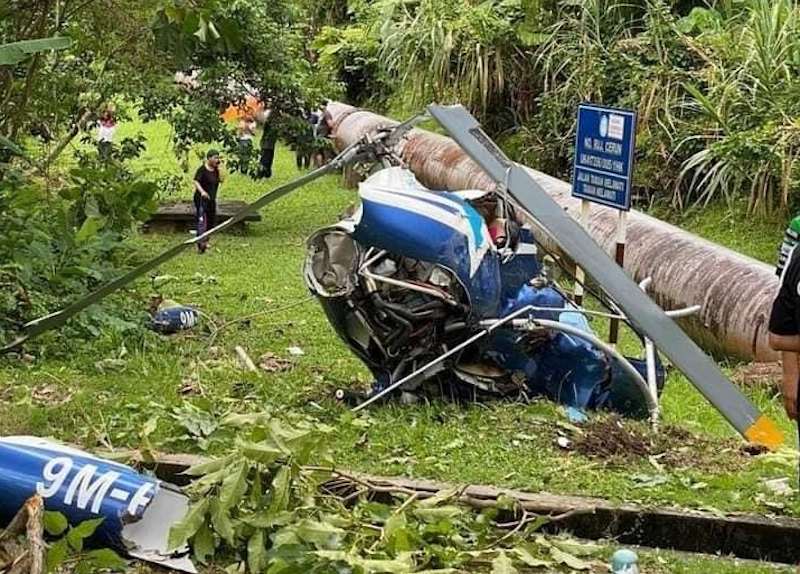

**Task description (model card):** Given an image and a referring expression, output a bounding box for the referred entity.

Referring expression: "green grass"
[657,199,786,265]
[1,117,799,573]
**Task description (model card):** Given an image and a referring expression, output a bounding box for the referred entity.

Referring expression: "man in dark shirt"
[768,244,800,491]
[257,119,277,179]
[193,149,223,253]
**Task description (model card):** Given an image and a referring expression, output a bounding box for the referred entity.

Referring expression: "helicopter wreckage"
[1,105,783,448]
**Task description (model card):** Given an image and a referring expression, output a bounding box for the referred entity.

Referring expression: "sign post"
[571,103,637,344]
[573,200,591,306]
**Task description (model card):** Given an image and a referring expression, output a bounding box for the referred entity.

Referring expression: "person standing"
[767,244,800,493]
[97,109,117,161]
[237,114,257,152]
[193,149,224,253]
[257,112,278,179]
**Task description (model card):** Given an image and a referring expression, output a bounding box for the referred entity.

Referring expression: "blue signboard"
[572,104,637,210]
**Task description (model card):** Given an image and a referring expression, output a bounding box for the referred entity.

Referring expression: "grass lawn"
[1,117,798,573]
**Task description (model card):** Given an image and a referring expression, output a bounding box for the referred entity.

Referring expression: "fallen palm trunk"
[326,103,780,363]
[118,450,800,565]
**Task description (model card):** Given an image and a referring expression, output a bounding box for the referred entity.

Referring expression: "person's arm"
[193,171,210,199]
[769,332,800,351]
[779,351,799,420]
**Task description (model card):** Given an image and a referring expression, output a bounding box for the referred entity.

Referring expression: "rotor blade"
[2,145,363,354]
[427,104,783,449]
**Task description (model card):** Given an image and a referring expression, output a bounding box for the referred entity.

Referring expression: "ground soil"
[573,415,758,471]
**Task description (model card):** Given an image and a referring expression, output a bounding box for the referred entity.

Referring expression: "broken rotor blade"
[1,143,365,353]
[427,104,782,449]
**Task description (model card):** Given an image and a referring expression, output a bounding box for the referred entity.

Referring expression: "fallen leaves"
[30,383,75,406]
[258,352,294,373]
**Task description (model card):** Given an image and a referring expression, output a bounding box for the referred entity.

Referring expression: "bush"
[0,139,158,355]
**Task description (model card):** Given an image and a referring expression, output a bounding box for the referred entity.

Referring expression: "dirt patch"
[732,362,781,391]
[574,415,747,471]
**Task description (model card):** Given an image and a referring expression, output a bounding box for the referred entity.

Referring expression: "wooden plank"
[148,201,262,222]
[104,449,800,564]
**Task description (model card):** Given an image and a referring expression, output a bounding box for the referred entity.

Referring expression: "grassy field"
[1,117,798,573]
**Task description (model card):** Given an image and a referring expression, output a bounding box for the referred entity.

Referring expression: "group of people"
[193,106,332,254]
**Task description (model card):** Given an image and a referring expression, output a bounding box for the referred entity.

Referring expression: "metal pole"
[609,210,628,346]
[574,200,591,306]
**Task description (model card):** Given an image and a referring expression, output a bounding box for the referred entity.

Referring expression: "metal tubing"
[532,318,657,416]
[327,102,780,362]
[352,304,540,412]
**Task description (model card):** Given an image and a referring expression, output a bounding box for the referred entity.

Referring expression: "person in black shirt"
[193,149,223,253]
[257,117,277,179]
[768,244,800,492]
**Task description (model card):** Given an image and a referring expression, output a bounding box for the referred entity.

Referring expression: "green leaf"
[46,539,70,573]
[43,511,69,536]
[549,547,591,571]
[250,468,264,507]
[219,461,249,512]
[417,486,461,508]
[295,519,346,550]
[359,557,414,573]
[85,548,127,570]
[0,135,24,156]
[75,217,105,245]
[237,439,286,464]
[268,466,292,515]
[513,544,551,568]
[383,512,411,553]
[168,498,210,550]
[491,550,518,574]
[0,37,72,66]
[247,530,266,573]
[551,538,603,557]
[66,518,104,552]
[193,523,216,565]
[412,506,464,522]
[210,498,236,545]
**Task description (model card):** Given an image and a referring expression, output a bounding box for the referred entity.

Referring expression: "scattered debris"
[556,436,571,450]
[94,358,127,373]
[190,273,218,285]
[573,415,743,470]
[732,362,781,391]
[0,436,195,572]
[287,346,304,357]
[149,301,199,335]
[234,346,258,372]
[763,477,794,497]
[30,384,75,406]
[258,351,293,373]
[611,548,639,574]
[567,407,588,423]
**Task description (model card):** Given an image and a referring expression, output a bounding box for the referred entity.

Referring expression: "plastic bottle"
[611,549,639,574]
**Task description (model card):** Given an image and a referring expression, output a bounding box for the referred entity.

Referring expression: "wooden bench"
[143,200,262,234]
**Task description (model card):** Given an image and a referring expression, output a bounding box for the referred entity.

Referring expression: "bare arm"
[769,332,800,352]
[193,179,209,198]
[779,351,799,420]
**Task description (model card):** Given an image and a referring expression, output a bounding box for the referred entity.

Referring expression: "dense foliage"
[168,411,602,574]
[0,0,332,351]
[310,0,800,215]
